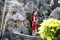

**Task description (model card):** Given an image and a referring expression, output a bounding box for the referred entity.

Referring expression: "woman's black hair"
[32,11,36,15]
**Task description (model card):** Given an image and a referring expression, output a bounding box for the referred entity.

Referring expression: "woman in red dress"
[32,11,37,36]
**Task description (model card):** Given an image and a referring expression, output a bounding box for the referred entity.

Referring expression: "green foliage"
[38,18,60,40]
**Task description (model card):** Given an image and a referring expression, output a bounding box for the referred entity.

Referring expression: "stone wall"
[12,33,41,40]
[17,0,24,3]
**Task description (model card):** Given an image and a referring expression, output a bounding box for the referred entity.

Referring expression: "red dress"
[32,15,37,30]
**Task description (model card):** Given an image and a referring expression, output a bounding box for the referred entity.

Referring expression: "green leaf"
[47,37,52,40]
[38,18,60,40]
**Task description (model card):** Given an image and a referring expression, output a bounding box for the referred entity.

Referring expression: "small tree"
[38,18,60,40]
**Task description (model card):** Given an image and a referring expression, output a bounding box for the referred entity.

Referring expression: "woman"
[32,11,37,36]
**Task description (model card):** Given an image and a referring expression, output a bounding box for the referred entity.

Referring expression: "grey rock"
[49,7,60,19]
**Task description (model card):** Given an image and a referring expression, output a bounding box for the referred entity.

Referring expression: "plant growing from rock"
[38,18,60,40]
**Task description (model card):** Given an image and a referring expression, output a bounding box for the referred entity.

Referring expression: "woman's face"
[34,11,37,15]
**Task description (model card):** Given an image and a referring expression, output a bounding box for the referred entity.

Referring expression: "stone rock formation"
[49,7,60,19]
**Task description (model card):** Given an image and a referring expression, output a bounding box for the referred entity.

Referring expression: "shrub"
[38,18,60,40]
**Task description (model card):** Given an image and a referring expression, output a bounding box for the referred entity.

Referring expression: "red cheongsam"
[32,15,37,30]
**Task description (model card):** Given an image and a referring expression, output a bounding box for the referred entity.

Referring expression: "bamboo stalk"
[1,0,7,36]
